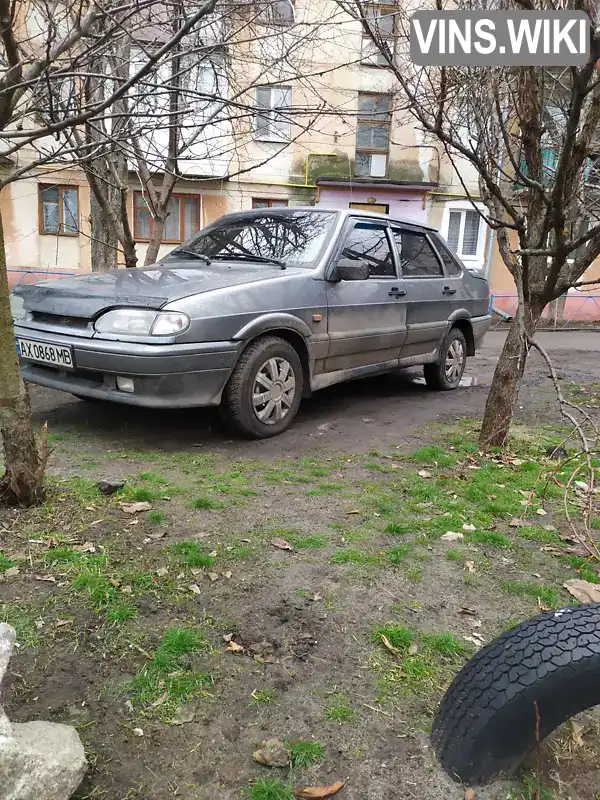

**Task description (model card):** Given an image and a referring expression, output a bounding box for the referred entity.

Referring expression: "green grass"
[44,547,86,566]
[467,530,512,548]
[128,627,212,716]
[72,565,116,607]
[372,624,413,650]
[509,772,554,800]
[409,445,457,467]
[288,534,328,549]
[286,740,326,768]
[0,552,15,572]
[406,565,423,582]
[137,472,170,485]
[106,601,138,624]
[170,541,215,568]
[445,548,465,562]
[242,779,294,800]
[331,549,380,565]
[517,526,559,544]
[324,693,356,722]
[563,555,599,583]
[191,496,223,510]
[371,624,467,698]
[0,603,40,649]
[387,545,413,564]
[148,511,166,524]
[250,688,276,706]
[59,476,103,505]
[384,521,413,535]
[502,580,559,607]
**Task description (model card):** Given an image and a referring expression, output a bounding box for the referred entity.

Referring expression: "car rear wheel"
[222,336,303,439]
[424,328,467,391]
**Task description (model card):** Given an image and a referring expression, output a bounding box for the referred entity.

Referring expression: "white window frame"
[254,86,292,143]
[440,200,487,270]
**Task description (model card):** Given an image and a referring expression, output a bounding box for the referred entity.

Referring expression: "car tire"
[431,604,600,785]
[424,327,467,391]
[222,336,304,439]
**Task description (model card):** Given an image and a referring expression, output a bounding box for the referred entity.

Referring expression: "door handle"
[388,287,407,297]
[443,286,457,295]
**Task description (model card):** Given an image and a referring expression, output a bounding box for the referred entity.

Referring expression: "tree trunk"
[90,187,118,271]
[479,305,542,449]
[144,216,166,266]
[0,208,44,506]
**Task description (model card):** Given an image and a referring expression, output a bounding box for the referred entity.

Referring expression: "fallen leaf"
[74,541,96,552]
[146,531,167,540]
[88,520,104,527]
[222,571,233,579]
[55,619,72,628]
[418,470,432,478]
[544,524,557,532]
[271,537,293,551]
[509,517,529,527]
[156,567,169,577]
[170,704,196,725]
[380,634,401,657]
[563,545,591,556]
[209,550,217,558]
[225,640,244,653]
[207,572,219,583]
[128,518,139,526]
[536,508,548,516]
[441,531,464,541]
[34,574,56,583]
[575,481,589,492]
[294,782,345,799]
[240,537,251,542]
[458,607,478,616]
[346,509,361,515]
[120,501,151,514]
[133,727,144,737]
[519,489,534,498]
[189,583,201,595]
[564,578,600,603]
[223,633,234,642]
[408,642,419,655]
[462,524,476,532]
[150,692,169,708]
[464,635,484,649]
[464,561,476,573]
[571,719,585,747]
[465,789,476,800]
[4,567,20,577]
[121,585,132,595]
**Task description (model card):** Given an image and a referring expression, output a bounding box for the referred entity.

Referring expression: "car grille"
[31,312,90,328]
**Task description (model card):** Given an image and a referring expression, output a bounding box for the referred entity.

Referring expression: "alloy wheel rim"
[445,339,465,383]
[252,357,296,425]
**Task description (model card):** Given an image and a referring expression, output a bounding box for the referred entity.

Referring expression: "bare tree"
[0,0,219,504]
[338,0,600,447]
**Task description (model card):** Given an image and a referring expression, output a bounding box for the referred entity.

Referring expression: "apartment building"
[4,0,599,321]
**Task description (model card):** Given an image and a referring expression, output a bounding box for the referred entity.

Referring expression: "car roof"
[217,206,438,232]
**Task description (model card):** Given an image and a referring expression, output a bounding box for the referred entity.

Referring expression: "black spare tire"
[431,603,600,785]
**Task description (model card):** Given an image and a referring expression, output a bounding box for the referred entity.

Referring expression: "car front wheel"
[424,328,467,391]
[222,336,303,438]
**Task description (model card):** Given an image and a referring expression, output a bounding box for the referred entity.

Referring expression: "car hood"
[14,261,304,318]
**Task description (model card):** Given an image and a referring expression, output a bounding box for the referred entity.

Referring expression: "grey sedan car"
[12,207,490,438]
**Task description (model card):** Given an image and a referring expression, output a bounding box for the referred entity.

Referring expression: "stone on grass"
[253,737,290,767]
[96,480,125,495]
[0,623,87,799]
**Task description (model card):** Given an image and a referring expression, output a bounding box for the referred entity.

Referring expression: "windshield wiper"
[212,254,286,270]
[175,248,211,265]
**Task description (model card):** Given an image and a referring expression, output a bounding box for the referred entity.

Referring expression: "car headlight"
[94,309,189,336]
[10,293,26,322]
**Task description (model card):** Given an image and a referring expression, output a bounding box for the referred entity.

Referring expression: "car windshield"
[172,210,336,268]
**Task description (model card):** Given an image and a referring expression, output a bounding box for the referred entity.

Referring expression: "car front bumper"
[15,326,240,408]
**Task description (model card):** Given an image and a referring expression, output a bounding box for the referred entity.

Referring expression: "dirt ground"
[1,331,600,800]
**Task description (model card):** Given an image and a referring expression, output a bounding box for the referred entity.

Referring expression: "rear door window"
[392,229,443,277]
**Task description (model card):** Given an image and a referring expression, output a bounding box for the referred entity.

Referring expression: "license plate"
[16,337,74,369]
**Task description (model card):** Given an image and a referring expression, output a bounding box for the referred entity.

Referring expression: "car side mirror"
[332,258,370,281]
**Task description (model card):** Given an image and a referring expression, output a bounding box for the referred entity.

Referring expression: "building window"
[133,193,202,243]
[442,202,487,268]
[252,198,289,208]
[256,0,294,25]
[255,86,292,142]
[361,5,396,66]
[349,201,389,214]
[355,93,391,178]
[38,185,79,236]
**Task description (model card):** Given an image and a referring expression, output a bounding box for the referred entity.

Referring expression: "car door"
[390,225,449,360]
[324,218,407,373]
